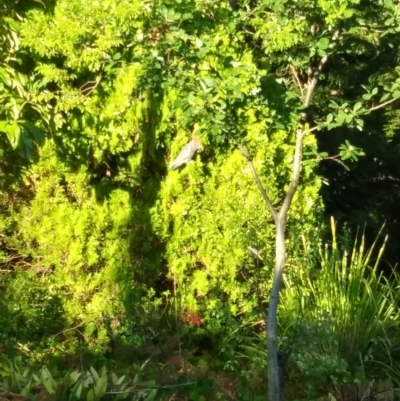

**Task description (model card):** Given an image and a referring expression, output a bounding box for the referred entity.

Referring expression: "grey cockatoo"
[169,138,202,170]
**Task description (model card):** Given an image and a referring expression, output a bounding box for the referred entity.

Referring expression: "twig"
[79,75,102,96]
[248,246,263,261]
[289,64,304,98]
[303,125,320,135]
[50,323,84,338]
[234,140,277,221]
[304,30,339,107]
[370,97,398,111]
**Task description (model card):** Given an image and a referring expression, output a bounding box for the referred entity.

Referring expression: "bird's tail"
[169,161,180,170]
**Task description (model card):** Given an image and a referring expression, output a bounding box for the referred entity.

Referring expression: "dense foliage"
[1,0,400,400]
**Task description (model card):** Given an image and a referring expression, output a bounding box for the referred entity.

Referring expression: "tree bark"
[267,219,286,401]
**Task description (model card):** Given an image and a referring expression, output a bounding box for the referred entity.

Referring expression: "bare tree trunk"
[267,219,286,401]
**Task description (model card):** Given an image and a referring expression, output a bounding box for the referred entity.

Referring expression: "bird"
[169,138,202,170]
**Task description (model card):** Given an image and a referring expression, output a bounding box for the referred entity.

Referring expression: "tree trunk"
[267,218,286,401]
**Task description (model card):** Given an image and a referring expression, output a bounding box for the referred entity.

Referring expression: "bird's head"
[191,137,202,150]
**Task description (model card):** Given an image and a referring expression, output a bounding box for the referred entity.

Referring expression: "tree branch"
[235,141,278,221]
[279,128,304,218]
[370,97,398,111]
[303,125,320,135]
[289,64,304,98]
[304,30,339,107]
[281,30,339,218]
[80,75,102,96]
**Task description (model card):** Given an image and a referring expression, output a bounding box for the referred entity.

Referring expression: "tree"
[233,0,400,399]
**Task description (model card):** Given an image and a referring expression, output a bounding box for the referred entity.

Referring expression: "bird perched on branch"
[169,137,202,170]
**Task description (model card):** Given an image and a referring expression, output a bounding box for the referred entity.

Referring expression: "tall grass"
[270,218,400,398]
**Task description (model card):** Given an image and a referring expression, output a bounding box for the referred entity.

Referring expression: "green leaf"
[87,388,94,401]
[94,375,107,398]
[19,128,34,159]
[89,367,99,381]
[41,378,55,395]
[0,68,12,86]
[21,120,45,146]
[70,371,81,384]
[317,38,330,50]
[111,372,118,385]
[336,110,347,125]
[343,9,353,18]
[75,383,83,399]
[2,121,21,149]
[20,380,32,396]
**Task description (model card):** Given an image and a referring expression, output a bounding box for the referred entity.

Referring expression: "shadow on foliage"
[108,88,172,363]
[318,111,400,270]
[316,39,400,270]
[0,271,66,356]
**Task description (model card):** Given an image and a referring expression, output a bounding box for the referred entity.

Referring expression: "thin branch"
[248,246,263,261]
[80,76,102,96]
[303,125,320,135]
[304,30,339,107]
[319,154,348,168]
[235,141,277,221]
[289,64,304,98]
[279,128,304,218]
[370,97,398,111]
[50,323,84,338]
[304,56,328,106]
